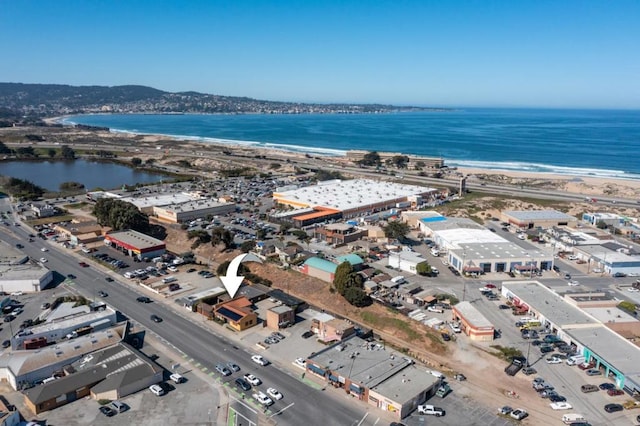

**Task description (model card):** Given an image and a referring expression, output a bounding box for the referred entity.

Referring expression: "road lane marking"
[356,412,369,426]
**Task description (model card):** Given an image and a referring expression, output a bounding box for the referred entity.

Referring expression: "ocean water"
[64,109,640,179]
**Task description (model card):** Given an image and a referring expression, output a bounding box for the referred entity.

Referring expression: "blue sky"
[1,1,639,108]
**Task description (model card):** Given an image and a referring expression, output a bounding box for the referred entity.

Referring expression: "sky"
[1,1,639,108]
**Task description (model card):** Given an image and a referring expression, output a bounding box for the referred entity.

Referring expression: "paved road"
[3,226,383,426]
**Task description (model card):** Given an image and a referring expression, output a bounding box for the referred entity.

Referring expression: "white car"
[568,280,580,286]
[628,288,640,293]
[550,402,572,410]
[592,268,603,273]
[169,373,185,384]
[244,374,261,386]
[568,255,578,261]
[11,291,23,297]
[253,391,273,406]
[39,257,48,263]
[251,355,269,366]
[149,384,165,396]
[40,247,48,252]
[510,409,528,420]
[294,358,306,368]
[266,387,283,400]
[546,357,562,364]
[427,306,444,313]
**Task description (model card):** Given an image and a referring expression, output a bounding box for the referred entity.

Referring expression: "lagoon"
[0,159,166,192]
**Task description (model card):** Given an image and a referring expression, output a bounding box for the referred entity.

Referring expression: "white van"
[391,276,406,285]
[562,413,586,424]
[162,276,177,284]
[566,355,585,366]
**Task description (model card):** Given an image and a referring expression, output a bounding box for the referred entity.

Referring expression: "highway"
[1,225,375,426]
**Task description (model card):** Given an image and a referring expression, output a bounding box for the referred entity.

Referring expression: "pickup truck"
[504,357,525,376]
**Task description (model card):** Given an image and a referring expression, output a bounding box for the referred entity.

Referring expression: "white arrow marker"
[219,253,263,298]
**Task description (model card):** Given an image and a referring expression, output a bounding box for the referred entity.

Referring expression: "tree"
[60,145,75,159]
[344,287,372,307]
[59,181,85,191]
[210,226,235,251]
[0,141,12,154]
[145,158,156,165]
[333,262,353,295]
[596,220,608,229]
[358,151,381,167]
[416,261,432,276]
[240,240,256,253]
[389,155,410,169]
[383,220,411,241]
[415,160,426,170]
[1,177,45,200]
[93,198,149,232]
[47,148,56,158]
[131,157,143,167]
[269,163,281,170]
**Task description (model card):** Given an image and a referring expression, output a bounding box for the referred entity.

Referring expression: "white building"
[154,200,236,223]
[387,251,426,274]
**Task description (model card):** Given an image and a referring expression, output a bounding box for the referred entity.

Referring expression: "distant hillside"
[0,82,432,122]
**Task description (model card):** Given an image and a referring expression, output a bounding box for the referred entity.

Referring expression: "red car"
[607,389,624,396]
[79,262,89,268]
[485,283,497,289]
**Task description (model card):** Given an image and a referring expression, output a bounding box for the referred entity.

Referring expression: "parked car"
[294,358,306,368]
[549,394,566,403]
[251,355,269,366]
[170,373,185,384]
[522,367,537,375]
[604,403,624,413]
[417,405,445,417]
[216,364,232,376]
[301,330,314,339]
[266,387,283,400]
[581,384,599,393]
[607,389,624,396]
[235,377,251,391]
[599,383,616,390]
[227,362,240,372]
[498,406,513,415]
[253,391,273,406]
[586,369,602,376]
[99,406,117,417]
[510,409,528,420]
[149,384,165,396]
[550,402,572,410]
[244,374,261,386]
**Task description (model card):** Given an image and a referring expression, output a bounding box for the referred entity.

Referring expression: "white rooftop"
[582,307,639,324]
[436,228,507,248]
[454,301,493,329]
[120,192,200,209]
[273,179,436,211]
[159,200,235,213]
[504,210,576,221]
[565,326,640,376]
[502,281,600,328]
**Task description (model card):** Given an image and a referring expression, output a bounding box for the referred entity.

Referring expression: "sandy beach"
[5,122,640,202]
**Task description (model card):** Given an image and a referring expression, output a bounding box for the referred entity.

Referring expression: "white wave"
[262,142,346,157]
[449,159,640,180]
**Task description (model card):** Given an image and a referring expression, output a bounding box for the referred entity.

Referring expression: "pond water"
[0,159,167,192]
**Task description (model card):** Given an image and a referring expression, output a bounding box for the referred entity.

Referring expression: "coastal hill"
[0,82,435,121]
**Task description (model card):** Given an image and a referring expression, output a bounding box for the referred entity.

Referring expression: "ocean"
[64,109,640,179]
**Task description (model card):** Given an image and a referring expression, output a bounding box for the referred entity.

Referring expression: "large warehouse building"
[273,179,438,226]
[104,230,166,260]
[501,281,640,394]
[501,210,578,229]
[0,247,53,293]
[154,200,236,223]
[419,215,552,274]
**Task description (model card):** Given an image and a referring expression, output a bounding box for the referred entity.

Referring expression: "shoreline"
[10,119,640,199]
[51,113,640,181]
